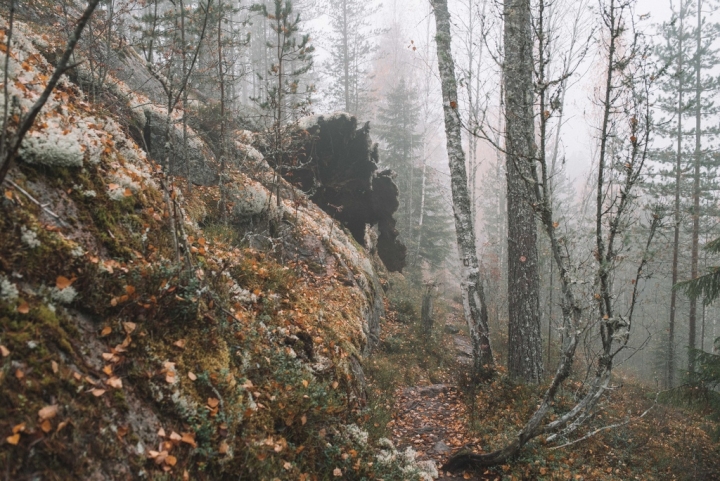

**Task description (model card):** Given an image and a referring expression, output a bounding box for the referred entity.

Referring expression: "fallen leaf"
[333,468,342,477]
[181,432,197,448]
[122,322,136,334]
[12,423,25,434]
[207,398,220,408]
[302,379,309,388]
[188,372,197,381]
[38,404,59,421]
[219,441,229,454]
[15,369,24,380]
[51,360,59,373]
[91,388,106,397]
[40,420,52,433]
[331,381,339,389]
[0,345,9,357]
[56,420,70,432]
[100,326,112,336]
[301,415,307,425]
[158,427,166,437]
[106,376,123,388]
[102,365,113,375]
[165,455,177,466]
[17,302,29,314]
[6,433,20,445]
[173,339,186,349]
[56,276,72,290]
[108,183,120,190]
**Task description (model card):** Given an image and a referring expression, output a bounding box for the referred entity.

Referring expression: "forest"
[2,0,720,479]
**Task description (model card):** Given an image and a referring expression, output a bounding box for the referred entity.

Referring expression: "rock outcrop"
[0,15,398,480]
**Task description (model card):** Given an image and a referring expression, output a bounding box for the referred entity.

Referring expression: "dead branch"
[0,0,103,186]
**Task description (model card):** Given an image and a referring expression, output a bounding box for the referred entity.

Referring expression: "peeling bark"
[431,0,494,378]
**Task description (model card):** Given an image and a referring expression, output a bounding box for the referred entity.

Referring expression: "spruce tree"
[376,78,454,270]
[323,0,380,117]
[649,0,720,385]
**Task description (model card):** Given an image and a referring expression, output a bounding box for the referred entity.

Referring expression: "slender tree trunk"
[689,0,702,373]
[431,0,494,378]
[669,6,686,388]
[218,0,228,222]
[343,0,350,112]
[504,0,543,383]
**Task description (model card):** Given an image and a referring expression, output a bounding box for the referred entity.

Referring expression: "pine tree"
[251,0,314,206]
[504,0,543,383]
[648,0,720,385]
[323,0,380,117]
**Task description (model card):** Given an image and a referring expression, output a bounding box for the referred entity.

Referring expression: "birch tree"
[441,0,660,468]
[431,0,494,378]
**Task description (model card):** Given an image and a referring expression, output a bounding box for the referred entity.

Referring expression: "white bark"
[431,0,494,376]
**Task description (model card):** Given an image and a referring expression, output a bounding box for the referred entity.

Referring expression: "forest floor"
[364,300,720,481]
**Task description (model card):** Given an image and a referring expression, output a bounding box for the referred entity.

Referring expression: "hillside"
[0,12,434,480]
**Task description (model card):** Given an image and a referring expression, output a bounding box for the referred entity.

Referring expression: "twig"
[0,0,102,186]
[549,390,660,450]
[4,179,69,227]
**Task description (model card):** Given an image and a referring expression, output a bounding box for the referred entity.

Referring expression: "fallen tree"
[269,113,407,273]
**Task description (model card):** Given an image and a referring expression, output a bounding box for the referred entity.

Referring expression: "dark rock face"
[275,113,406,272]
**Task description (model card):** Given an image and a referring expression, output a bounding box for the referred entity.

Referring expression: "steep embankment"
[0,15,435,480]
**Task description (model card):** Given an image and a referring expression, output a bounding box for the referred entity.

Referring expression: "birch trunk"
[504,0,543,383]
[431,0,494,377]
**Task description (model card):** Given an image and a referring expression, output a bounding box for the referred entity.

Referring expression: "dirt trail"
[387,333,499,480]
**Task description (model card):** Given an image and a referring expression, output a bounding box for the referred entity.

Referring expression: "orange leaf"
[188,372,197,381]
[12,423,25,434]
[207,398,220,408]
[40,420,52,433]
[108,183,120,190]
[100,326,112,336]
[181,432,197,448]
[56,420,70,433]
[165,455,177,466]
[219,441,229,454]
[56,276,72,290]
[51,360,59,373]
[0,345,9,357]
[125,285,136,295]
[173,339,186,349]
[91,388,106,397]
[17,302,29,314]
[6,433,20,445]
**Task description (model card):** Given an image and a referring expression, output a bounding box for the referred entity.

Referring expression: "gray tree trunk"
[421,282,436,333]
[504,0,543,383]
[431,0,494,378]
[668,5,686,388]
[689,0,702,372]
